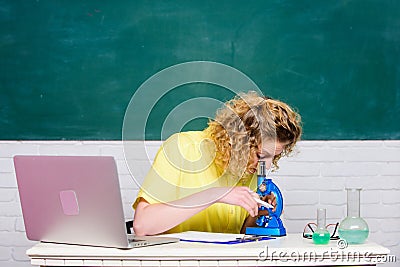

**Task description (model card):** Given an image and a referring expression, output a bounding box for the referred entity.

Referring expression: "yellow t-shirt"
[133,130,257,234]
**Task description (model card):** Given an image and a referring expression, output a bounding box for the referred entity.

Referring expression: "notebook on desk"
[14,155,179,249]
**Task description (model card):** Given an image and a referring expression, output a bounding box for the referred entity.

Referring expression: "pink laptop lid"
[14,155,130,248]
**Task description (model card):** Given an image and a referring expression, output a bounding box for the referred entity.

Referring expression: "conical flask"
[312,208,330,245]
[338,188,369,244]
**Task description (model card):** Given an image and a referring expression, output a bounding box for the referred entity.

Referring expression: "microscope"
[245,161,286,236]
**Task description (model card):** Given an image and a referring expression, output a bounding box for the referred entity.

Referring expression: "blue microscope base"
[245,226,287,236]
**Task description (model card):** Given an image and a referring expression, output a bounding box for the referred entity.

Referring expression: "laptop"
[14,155,179,249]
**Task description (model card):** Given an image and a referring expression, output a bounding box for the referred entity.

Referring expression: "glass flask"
[338,188,369,244]
[312,208,330,245]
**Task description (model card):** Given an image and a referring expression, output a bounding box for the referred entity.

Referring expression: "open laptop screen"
[14,155,132,248]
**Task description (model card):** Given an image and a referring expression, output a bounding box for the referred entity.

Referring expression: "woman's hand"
[240,209,270,233]
[218,186,260,217]
[239,192,277,234]
[261,193,277,212]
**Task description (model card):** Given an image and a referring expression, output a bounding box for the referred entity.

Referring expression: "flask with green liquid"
[338,188,369,244]
[312,208,330,245]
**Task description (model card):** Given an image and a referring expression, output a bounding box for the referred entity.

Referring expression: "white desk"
[27,234,390,266]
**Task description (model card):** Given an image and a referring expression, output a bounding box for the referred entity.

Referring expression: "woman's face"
[247,140,287,175]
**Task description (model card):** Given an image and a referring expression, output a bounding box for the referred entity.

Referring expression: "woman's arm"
[133,186,260,236]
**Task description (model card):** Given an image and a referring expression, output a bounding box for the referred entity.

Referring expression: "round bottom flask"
[338,188,369,244]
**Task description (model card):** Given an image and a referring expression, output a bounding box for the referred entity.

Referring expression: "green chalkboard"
[1,0,399,140]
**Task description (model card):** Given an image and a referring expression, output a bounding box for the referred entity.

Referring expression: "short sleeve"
[132,131,214,209]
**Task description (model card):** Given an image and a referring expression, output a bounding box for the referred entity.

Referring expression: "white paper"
[159,231,244,242]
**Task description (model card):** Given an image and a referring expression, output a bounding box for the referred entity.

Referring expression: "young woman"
[132,91,302,236]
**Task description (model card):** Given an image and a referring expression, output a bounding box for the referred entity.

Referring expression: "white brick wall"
[0,140,399,266]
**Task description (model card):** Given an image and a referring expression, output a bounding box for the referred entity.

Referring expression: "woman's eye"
[258,154,267,159]
[259,154,272,160]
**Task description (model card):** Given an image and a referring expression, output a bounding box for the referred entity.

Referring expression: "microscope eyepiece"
[258,161,266,177]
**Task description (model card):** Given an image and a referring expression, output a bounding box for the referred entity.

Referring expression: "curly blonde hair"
[265,97,302,168]
[205,91,302,178]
